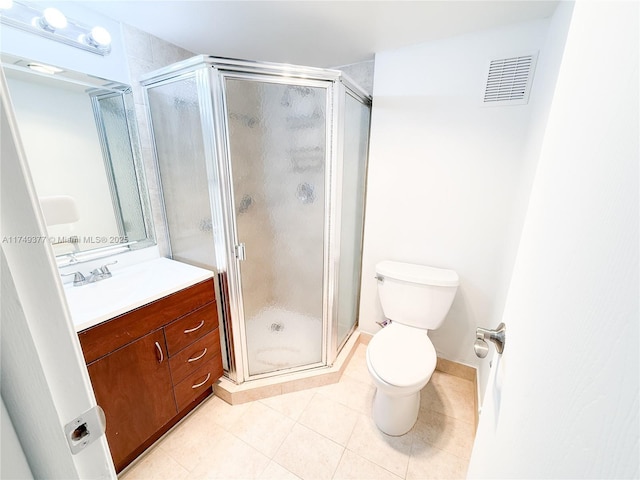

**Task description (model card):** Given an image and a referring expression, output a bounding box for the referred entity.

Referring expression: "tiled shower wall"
[122,24,195,257]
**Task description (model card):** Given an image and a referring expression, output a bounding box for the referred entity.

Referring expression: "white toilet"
[366,260,459,436]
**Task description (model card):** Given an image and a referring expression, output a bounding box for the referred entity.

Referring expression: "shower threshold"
[215,330,361,405]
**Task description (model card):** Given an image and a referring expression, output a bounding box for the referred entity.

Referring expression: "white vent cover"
[483,53,538,106]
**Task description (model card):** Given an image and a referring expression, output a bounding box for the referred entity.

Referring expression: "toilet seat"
[367,324,437,388]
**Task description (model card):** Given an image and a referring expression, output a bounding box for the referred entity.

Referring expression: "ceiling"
[80,1,559,68]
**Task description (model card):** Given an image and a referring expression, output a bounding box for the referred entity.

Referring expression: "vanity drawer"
[169,328,221,384]
[79,279,215,364]
[164,302,217,356]
[173,358,222,411]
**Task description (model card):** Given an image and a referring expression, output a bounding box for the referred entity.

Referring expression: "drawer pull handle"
[155,342,164,363]
[188,348,208,363]
[192,373,211,389]
[184,320,205,334]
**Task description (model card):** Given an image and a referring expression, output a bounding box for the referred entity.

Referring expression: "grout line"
[330,447,348,479]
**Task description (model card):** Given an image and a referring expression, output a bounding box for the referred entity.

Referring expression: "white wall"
[359,17,560,372]
[474,1,574,396]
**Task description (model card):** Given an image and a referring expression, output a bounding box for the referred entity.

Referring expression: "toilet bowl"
[366,323,437,435]
[367,261,458,436]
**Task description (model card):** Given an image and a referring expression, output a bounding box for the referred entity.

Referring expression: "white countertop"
[64,258,215,332]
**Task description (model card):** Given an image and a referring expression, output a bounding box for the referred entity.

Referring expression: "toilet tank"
[376,261,459,330]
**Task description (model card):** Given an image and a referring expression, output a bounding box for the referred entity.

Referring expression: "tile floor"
[121,343,476,480]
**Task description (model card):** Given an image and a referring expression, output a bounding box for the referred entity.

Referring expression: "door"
[1,70,115,477]
[468,2,638,478]
[223,76,329,377]
[87,330,176,472]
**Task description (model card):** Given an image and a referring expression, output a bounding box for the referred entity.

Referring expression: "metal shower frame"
[141,56,371,384]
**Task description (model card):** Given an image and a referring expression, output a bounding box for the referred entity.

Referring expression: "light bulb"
[40,7,67,31]
[88,26,111,47]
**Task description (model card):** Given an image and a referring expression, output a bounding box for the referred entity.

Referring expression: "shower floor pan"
[245,307,323,376]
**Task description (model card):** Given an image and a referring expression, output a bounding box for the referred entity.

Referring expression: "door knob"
[474,322,506,358]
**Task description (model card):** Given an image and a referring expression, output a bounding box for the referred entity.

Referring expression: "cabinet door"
[87,329,176,470]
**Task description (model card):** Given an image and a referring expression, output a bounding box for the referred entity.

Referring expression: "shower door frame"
[207,59,342,383]
[330,83,372,358]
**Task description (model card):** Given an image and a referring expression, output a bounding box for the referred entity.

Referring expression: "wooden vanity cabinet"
[78,279,223,473]
[86,330,175,469]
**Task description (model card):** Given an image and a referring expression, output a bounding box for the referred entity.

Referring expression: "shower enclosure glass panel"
[146,76,216,269]
[225,78,327,376]
[141,56,371,384]
[336,94,371,347]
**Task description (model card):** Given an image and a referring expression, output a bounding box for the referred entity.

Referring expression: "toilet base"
[372,389,420,436]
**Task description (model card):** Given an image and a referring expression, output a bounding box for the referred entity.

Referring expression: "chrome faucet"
[62,261,117,286]
[88,261,117,283]
[62,271,89,287]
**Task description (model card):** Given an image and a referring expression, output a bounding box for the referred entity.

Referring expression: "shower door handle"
[235,243,246,261]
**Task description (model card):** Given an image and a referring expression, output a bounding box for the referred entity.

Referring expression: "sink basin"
[64,258,214,332]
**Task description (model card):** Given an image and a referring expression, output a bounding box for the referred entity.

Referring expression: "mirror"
[2,54,155,265]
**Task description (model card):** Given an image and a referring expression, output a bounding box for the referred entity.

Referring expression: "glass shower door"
[224,77,328,377]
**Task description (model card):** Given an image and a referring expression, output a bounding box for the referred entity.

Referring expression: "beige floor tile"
[298,392,359,446]
[259,388,315,421]
[430,372,474,396]
[157,410,226,470]
[413,410,475,460]
[274,423,344,480]
[407,437,469,480]
[195,395,253,431]
[342,344,373,386]
[226,401,295,457]
[258,461,301,479]
[121,445,189,480]
[421,375,475,425]
[128,347,476,480]
[346,413,413,478]
[315,375,375,415]
[187,429,270,479]
[333,449,402,480]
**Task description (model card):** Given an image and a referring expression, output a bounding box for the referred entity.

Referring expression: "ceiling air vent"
[483,53,537,106]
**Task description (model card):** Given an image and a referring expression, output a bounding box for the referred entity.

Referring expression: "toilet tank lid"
[376,261,459,287]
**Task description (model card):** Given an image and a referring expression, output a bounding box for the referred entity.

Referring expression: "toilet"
[366,260,459,436]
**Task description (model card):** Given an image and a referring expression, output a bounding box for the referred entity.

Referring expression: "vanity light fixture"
[0,0,112,55]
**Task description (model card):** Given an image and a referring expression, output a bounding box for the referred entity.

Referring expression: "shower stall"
[141,56,370,384]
